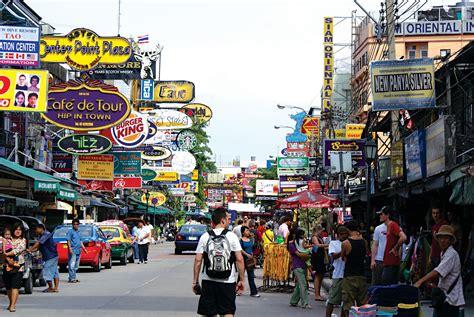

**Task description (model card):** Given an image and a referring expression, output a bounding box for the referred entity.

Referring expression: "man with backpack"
[193,208,246,316]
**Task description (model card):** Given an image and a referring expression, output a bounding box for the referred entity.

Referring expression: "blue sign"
[140,79,154,100]
[266,160,276,169]
[180,174,192,183]
[0,25,40,67]
[405,129,426,183]
[286,111,308,143]
[281,148,288,156]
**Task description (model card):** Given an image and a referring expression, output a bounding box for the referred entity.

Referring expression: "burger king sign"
[111,111,148,148]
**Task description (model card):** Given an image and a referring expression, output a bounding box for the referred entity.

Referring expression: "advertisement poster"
[0,69,49,112]
[78,155,114,180]
[256,180,279,196]
[405,129,426,183]
[371,58,435,111]
[181,103,213,124]
[113,177,142,189]
[52,151,73,173]
[323,139,366,167]
[113,152,141,175]
[0,25,40,66]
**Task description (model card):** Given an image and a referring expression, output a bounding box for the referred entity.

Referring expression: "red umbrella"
[276,190,339,209]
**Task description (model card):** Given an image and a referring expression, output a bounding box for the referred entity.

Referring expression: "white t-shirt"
[373,223,387,262]
[328,240,345,279]
[233,225,242,239]
[196,228,242,283]
[277,223,289,238]
[136,226,151,245]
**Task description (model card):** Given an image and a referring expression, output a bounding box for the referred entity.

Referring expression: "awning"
[76,194,91,206]
[58,186,77,201]
[135,203,172,215]
[91,199,117,209]
[0,158,59,192]
[0,193,39,208]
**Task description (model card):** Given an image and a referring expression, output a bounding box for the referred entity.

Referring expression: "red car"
[53,224,112,272]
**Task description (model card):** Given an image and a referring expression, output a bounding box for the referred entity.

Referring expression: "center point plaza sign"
[42,81,131,131]
[40,28,132,71]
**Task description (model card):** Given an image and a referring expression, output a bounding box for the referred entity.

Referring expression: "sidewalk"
[322,277,474,316]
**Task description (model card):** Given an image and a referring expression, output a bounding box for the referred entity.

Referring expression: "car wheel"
[59,265,67,273]
[94,256,102,272]
[175,248,182,255]
[24,274,33,295]
[120,254,127,265]
[105,255,112,269]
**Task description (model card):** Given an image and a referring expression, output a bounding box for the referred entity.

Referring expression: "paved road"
[0,242,327,317]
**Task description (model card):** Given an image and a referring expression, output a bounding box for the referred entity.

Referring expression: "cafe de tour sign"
[58,134,112,155]
[40,28,132,71]
[43,81,131,131]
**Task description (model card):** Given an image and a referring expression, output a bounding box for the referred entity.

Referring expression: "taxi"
[97,224,134,265]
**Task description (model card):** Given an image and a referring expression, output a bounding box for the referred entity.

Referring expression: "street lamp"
[320,174,327,194]
[274,125,294,130]
[364,138,377,242]
[144,190,150,220]
[276,104,306,112]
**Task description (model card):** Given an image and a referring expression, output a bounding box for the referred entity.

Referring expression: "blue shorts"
[43,256,59,281]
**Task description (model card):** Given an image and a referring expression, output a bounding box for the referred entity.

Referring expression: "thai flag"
[137,34,149,44]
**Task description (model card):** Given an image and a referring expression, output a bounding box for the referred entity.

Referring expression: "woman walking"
[311,224,328,301]
[289,228,311,309]
[240,226,260,297]
[2,223,27,312]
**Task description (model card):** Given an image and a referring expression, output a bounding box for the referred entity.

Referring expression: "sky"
[29,0,448,165]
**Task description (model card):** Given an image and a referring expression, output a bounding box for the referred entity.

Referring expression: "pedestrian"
[67,219,88,283]
[429,203,448,272]
[134,220,151,264]
[27,224,59,293]
[192,207,245,317]
[240,226,260,297]
[414,225,465,317]
[257,219,266,236]
[277,216,292,244]
[131,223,139,263]
[233,219,243,239]
[378,206,406,285]
[464,222,474,292]
[146,219,154,244]
[341,220,368,317]
[311,224,328,301]
[288,228,311,309]
[2,223,27,312]
[371,211,387,285]
[326,225,349,317]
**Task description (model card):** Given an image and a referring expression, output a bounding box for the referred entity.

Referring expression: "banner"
[0,69,49,112]
[323,17,334,112]
[113,152,141,175]
[405,130,426,183]
[345,124,365,139]
[371,58,435,111]
[78,155,114,180]
[0,25,40,67]
[256,180,279,196]
[323,139,366,167]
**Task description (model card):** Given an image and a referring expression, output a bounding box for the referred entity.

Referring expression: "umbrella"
[276,190,339,209]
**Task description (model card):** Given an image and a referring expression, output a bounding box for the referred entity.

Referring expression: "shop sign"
[256,180,279,196]
[405,129,426,183]
[279,175,309,187]
[153,81,195,103]
[155,172,178,181]
[323,17,334,112]
[89,54,156,80]
[391,140,404,179]
[425,116,455,177]
[141,146,171,161]
[58,134,112,155]
[192,169,199,181]
[52,151,73,173]
[140,79,154,100]
[0,69,49,112]
[176,130,197,151]
[111,111,148,148]
[277,157,309,169]
[43,82,131,131]
[58,187,77,201]
[113,176,142,189]
[371,58,435,111]
[281,148,288,156]
[172,151,196,175]
[0,25,40,66]
[77,179,113,191]
[34,181,59,192]
[144,127,178,145]
[181,103,213,124]
[40,28,132,71]
[255,196,278,201]
[141,169,157,181]
[335,129,345,138]
[77,154,114,180]
[395,20,474,36]
[323,139,366,167]
[144,109,193,130]
[141,191,166,206]
[183,194,196,203]
[113,152,141,175]
[345,124,365,139]
[277,168,310,176]
[301,117,320,138]
[169,188,185,197]
[112,145,152,152]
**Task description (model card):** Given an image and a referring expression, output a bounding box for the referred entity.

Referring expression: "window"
[420,45,428,58]
[408,45,417,59]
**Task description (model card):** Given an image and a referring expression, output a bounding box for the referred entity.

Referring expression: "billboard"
[323,139,366,167]
[405,130,426,183]
[255,180,279,196]
[0,25,40,67]
[0,69,49,112]
[322,17,334,112]
[371,58,435,111]
[78,155,114,180]
[153,81,195,103]
[88,54,156,80]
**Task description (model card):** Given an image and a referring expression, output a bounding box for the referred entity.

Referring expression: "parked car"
[99,220,132,237]
[17,216,46,287]
[53,224,112,272]
[97,224,134,265]
[174,224,208,255]
[0,215,36,294]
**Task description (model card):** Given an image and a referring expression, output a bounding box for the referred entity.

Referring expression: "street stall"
[262,243,291,290]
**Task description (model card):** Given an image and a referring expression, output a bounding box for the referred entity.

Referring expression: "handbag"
[246,256,257,271]
[431,273,460,311]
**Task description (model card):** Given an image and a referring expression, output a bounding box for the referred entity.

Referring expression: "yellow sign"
[345,124,365,139]
[181,103,213,124]
[77,155,114,181]
[153,81,195,103]
[323,17,334,112]
[325,129,345,138]
[155,172,178,182]
[141,192,166,206]
[40,28,132,71]
[0,69,49,112]
[192,170,199,181]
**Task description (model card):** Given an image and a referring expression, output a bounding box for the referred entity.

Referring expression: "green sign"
[58,186,77,201]
[277,157,309,169]
[34,181,59,192]
[141,169,157,181]
[113,152,141,175]
[58,134,112,155]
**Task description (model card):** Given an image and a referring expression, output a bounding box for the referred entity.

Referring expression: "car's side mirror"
[106,234,112,240]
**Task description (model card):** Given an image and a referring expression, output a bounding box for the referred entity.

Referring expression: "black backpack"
[203,229,235,279]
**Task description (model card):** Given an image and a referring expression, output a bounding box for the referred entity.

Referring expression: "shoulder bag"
[431,273,460,311]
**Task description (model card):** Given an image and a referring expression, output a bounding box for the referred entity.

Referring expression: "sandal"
[42,288,55,293]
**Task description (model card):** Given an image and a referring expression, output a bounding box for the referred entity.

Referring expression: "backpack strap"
[447,273,461,295]
[208,230,216,237]
[221,229,229,236]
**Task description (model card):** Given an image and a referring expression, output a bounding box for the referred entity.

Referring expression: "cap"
[376,205,393,215]
[435,225,456,243]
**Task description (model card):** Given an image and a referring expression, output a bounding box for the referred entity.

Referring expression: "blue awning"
[91,199,117,209]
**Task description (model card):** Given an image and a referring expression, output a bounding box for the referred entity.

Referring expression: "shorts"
[342,276,367,311]
[42,256,59,281]
[198,280,236,316]
[2,269,22,290]
[328,278,343,305]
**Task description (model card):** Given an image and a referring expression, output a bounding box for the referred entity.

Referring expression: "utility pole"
[386,0,400,143]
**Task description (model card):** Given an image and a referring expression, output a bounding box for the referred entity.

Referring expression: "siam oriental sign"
[40,28,132,71]
[153,81,195,103]
[322,17,333,112]
[43,81,131,131]
[0,25,40,67]
[395,20,474,36]
[58,134,112,155]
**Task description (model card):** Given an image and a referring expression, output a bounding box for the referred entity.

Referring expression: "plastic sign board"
[77,155,114,180]
[181,103,213,124]
[140,79,154,100]
[113,152,141,175]
[155,172,178,181]
[371,58,435,111]
[0,69,49,112]
[0,25,40,67]
[43,82,131,131]
[144,109,193,130]
[52,151,73,173]
[141,146,171,161]
[277,157,309,169]
[256,180,279,196]
[58,134,112,155]
[192,169,199,181]
[345,124,365,139]
[323,17,334,112]
[113,177,142,189]
[301,117,320,138]
[323,139,366,167]
[153,81,195,103]
[89,54,155,80]
[395,20,474,36]
[172,151,196,175]
[176,130,197,151]
[110,111,148,148]
[40,28,132,71]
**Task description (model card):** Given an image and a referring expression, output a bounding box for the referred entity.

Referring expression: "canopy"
[0,158,59,192]
[0,193,39,208]
[276,190,339,209]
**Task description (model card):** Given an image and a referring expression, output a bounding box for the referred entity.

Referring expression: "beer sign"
[58,134,112,155]
[181,103,213,124]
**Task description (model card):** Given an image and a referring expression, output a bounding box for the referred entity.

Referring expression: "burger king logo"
[111,111,148,148]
